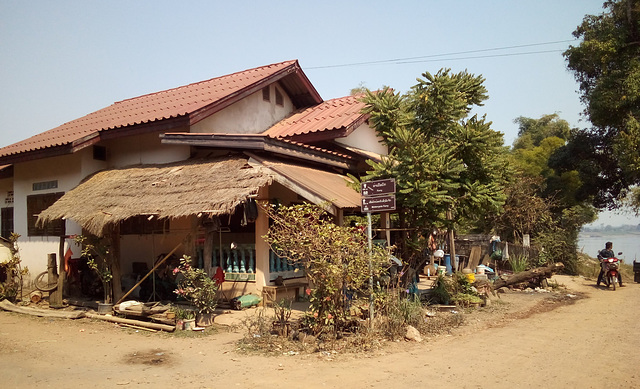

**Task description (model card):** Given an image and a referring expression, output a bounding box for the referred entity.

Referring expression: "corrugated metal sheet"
[262,160,361,210]
[264,94,368,139]
[0,60,305,158]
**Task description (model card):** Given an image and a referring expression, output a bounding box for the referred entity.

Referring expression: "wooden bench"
[262,281,308,306]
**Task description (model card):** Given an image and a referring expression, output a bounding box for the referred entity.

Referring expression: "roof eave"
[160,133,355,170]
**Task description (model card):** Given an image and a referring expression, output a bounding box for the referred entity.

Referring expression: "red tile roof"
[0,60,320,161]
[263,94,369,140]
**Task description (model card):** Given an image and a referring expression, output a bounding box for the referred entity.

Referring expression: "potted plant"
[171,305,196,330]
[173,255,218,326]
[75,235,113,307]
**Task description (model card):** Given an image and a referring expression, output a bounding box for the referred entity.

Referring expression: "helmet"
[433,249,445,258]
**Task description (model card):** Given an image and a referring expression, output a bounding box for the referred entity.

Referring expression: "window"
[93,145,107,161]
[32,180,58,191]
[27,192,65,236]
[4,191,13,205]
[120,215,169,235]
[275,87,284,106]
[1,207,13,239]
[262,86,270,102]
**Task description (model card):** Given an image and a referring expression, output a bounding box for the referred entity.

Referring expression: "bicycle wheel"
[34,271,58,292]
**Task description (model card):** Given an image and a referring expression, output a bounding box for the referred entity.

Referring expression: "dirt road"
[1,275,638,388]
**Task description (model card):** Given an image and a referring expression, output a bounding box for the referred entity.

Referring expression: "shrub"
[508,254,529,273]
[173,256,218,315]
[263,203,389,337]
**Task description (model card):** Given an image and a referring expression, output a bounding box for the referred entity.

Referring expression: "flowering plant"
[173,255,218,314]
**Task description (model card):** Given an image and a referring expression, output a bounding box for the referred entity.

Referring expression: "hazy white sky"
[2,0,637,225]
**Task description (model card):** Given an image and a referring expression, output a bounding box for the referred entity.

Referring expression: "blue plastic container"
[444,254,460,274]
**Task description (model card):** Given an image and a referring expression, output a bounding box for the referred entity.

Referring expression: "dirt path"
[1,275,638,388]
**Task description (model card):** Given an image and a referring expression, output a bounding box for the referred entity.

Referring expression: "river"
[577,231,640,264]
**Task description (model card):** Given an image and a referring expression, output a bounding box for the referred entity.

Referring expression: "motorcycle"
[598,252,622,291]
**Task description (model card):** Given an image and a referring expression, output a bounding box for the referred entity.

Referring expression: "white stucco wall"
[191,84,294,134]
[12,132,190,278]
[335,123,387,155]
[104,131,190,167]
[12,153,84,278]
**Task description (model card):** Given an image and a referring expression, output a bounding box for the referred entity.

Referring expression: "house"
[0,60,387,302]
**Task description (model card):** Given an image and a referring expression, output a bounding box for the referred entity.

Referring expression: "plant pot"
[97,303,114,315]
[196,312,214,327]
[183,318,196,331]
[176,319,184,331]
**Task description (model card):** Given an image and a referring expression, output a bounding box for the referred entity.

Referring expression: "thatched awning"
[38,155,273,235]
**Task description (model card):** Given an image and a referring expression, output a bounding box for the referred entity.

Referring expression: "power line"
[307,39,576,70]
[396,49,565,64]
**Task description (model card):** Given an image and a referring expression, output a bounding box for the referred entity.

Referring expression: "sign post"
[360,179,396,325]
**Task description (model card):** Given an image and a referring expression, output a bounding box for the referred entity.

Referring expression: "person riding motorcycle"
[596,241,623,287]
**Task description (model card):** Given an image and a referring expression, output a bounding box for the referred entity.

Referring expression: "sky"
[0,0,635,226]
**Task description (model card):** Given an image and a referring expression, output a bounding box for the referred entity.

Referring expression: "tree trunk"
[493,262,565,289]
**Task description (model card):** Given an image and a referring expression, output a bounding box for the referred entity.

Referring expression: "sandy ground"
[1,275,639,389]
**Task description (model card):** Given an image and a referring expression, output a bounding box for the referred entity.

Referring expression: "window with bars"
[27,192,65,236]
[1,207,13,239]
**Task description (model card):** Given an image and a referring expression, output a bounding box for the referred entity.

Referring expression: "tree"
[559,0,640,209]
[512,114,571,151]
[262,203,388,336]
[361,69,509,271]
[505,114,597,273]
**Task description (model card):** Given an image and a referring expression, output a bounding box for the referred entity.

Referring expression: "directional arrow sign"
[361,178,395,197]
[361,195,396,213]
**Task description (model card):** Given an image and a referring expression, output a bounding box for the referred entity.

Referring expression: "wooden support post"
[184,216,198,265]
[110,224,122,304]
[381,212,391,246]
[203,223,215,277]
[48,252,63,307]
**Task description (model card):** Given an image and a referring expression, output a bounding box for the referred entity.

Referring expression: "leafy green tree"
[505,114,596,273]
[512,114,571,150]
[559,0,640,209]
[361,69,509,269]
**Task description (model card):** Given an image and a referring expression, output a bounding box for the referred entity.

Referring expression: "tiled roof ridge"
[114,59,299,105]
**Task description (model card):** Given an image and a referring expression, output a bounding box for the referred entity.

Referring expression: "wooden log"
[493,262,564,289]
[85,312,175,332]
[0,299,85,319]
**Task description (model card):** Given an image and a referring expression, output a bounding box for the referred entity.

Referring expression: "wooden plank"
[468,246,482,270]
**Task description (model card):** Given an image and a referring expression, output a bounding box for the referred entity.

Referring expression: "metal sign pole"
[367,212,374,325]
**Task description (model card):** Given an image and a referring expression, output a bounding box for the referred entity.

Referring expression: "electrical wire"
[307,39,576,69]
